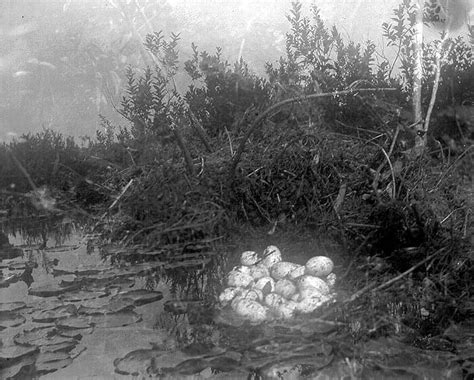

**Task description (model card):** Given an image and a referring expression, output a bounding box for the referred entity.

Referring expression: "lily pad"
[69,344,87,359]
[78,298,135,315]
[40,340,77,353]
[0,311,26,328]
[14,326,56,346]
[112,289,163,306]
[31,304,77,323]
[26,298,64,313]
[0,301,26,312]
[29,283,79,297]
[208,356,241,373]
[0,273,18,288]
[174,358,210,375]
[8,261,27,270]
[45,245,80,253]
[89,310,142,328]
[56,316,93,330]
[0,353,36,379]
[59,290,108,302]
[114,348,164,376]
[258,354,333,378]
[35,351,73,374]
[0,345,38,363]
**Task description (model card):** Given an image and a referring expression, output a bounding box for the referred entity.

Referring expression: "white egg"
[230,295,245,310]
[241,250,260,266]
[233,298,268,323]
[240,288,264,303]
[233,265,251,274]
[275,300,297,319]
[271,261,300,280]
[296,286,324,301]
[296,275,330,295]
[325,272,337,289]
[295,296,326,314]
[305,256,334,277]
[261,245,282,268]
[248,264,270,280]
[264,292,285,309]
[288,265,306,280]
[227,269,254,288]
[252,276,275,293]
[218,287,242,306]
[274,279,297,299]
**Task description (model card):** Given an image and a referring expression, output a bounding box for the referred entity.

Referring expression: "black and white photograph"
[0,0,472,378]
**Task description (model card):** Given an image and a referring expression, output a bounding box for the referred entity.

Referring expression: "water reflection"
[0,217,353,379]
[0,216,234,378]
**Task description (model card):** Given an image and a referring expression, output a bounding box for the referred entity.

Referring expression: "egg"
[241,250,259,266]
[296,275,330,295]
[233,298,268,323]
[264,292,285,309]
[325,272,337,289]
[271,261,300,280]
[218,287,242,306]
[288,265,306,280]
[230,295,245,310]
[275,300,297,319]
[248,264,270,280]
[240,288,264,303]
[252,276,275,294]
[296,286,324,302]
[274,279,297,299]
[305,256,334,277]
[261,245,282,268]
[295,296,326,314]
[227,268,254,288]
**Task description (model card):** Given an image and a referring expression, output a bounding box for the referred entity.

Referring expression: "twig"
[333,183,347,214]
[108,179,134,211]
[170,122,195,177]
[321,248,445,324]
[423,37,451,141]
[348,248,445,303]
[188,111,213,153]
[432,145,474,191]
[224,126,234,157]
[371,124,400,200]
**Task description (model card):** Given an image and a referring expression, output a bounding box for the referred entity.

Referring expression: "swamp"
[0,0,473,378]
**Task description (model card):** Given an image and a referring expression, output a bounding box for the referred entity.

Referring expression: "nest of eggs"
[218,245,336,323]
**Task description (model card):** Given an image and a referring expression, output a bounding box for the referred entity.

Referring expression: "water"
[2,219,463,379]
[1,229,180,379]
[0,219,345,379]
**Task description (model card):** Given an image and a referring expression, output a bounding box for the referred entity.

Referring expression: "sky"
[0,0,471,140]
[165,0,401,71]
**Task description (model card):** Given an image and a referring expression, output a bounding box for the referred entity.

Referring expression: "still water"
[0,219,344,379]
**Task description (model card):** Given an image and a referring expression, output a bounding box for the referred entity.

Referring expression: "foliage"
[0,129,108,215]
[184,45,271,136]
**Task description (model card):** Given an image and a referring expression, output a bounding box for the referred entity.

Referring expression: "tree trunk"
[413,0,426,153]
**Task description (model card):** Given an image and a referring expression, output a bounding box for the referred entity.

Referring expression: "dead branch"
[171,122,195,177]
[188,111,213,153]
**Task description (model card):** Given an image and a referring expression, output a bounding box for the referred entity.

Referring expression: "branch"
[171,123,195,177]
[188,111,213,153]
[423,37,451,138]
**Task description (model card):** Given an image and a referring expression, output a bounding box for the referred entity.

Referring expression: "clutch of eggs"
[219,245,336,322]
